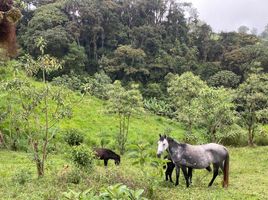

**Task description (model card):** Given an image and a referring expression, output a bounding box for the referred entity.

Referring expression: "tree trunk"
[248,125,254,146]
[33,141,44,177]
[210,126,217,143]
[0,130,6,148]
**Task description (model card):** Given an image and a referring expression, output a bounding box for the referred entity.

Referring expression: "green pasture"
[0,146,268,200]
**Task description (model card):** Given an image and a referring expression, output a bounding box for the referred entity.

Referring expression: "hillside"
[0,64,187,151]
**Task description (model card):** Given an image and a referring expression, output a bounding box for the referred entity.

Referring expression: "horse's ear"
[164,135,167,138]
[159,134,162,138]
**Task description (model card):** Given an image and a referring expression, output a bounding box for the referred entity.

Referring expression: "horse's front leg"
[181,165,190,187]
[104,159,108,167]
[175,165,180,186]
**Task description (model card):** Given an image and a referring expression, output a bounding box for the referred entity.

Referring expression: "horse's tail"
[223,151,229,188]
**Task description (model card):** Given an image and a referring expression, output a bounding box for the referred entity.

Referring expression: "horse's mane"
[167,137,187,148]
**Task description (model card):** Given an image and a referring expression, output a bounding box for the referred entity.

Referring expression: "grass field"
[0,146,268,200]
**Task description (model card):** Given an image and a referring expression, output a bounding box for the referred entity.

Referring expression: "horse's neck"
[167,138,185,155]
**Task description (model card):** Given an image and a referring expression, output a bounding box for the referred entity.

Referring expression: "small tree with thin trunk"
[107,80,143,155]
[1,38,72,177]
[235,73,268,146]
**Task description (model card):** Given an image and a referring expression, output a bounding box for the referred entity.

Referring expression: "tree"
[1,38,72,177]
[235,73,268,146]
[20,2,70,57]
[167,72,207,139]
[107,80,143,154]
[196,87,236,142]
[238,25,249,34]
[222,44,263,81]
[207,70,241,88]
[261,24,268,39]
[250,27,258,36]
[102,45,147,82]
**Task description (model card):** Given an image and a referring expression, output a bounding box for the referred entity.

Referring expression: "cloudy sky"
[184,0,268,33]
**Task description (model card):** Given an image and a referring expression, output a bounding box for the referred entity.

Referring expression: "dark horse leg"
[104,159,108,167]
[206,166,212,172]
[188,167,193,184]
[166,162,175,182]
[181,165,190,187]
[175,165,180,186]
[208,164,219,187]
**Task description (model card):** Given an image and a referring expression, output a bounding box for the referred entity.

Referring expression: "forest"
[0,0,268,199]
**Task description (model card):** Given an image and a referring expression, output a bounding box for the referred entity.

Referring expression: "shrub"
[144,98,173,117]
[58,166,82,184]
[12,169,32,185]
[63,184,148,200]
[63,189,100,200]
[255,127,268,146]
[99,183,148,200]
[71,144,94,172]
[219,125,248,146]
[64,129,84,146]
[82,71,112,99]
[142,83,164,99]
[52,74,83,91]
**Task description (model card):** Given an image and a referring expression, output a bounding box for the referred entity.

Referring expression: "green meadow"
[0,146,268,200]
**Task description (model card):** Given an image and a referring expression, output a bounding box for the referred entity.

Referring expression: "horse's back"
[202,143,228,163]
[181,143,228,168]
[94,148,118,159]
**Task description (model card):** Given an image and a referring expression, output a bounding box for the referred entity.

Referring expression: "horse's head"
[157,134,169,158]
[114,155,120,165]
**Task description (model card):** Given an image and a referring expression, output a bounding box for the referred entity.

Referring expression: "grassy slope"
[1,147,268,200]
[60,95,186,146]
[0,63,186,148]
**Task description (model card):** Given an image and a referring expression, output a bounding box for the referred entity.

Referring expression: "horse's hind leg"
[188,167,193,184]
[181,166,190,187]
[208,164,219,187]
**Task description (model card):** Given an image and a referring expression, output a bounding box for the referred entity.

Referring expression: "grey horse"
[157,135,229,188]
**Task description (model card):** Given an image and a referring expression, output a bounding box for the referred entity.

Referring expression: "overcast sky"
[184,0,268,34]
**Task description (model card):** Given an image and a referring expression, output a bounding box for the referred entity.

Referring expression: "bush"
[255,127,268,146]
[58,166,82,184]
[52,74,83,91]
[99,183,148,200]
[207,70,241,88]
[63,188,100,200]
[144,98,173,117]
[142,83,164,99]
[71,144,94,172]
[82,71,112,99]
[219,125,248,146]
[64,129,84,146]
[63,184,148,200]
[52,71,112,100]
[12,169,32,185]
[66,168,82,184]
